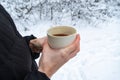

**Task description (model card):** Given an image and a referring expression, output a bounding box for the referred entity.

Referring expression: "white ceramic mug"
[47,26,76,49]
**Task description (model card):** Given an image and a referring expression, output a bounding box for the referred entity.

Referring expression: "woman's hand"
[38,34,80,78]
[29,37,46,53]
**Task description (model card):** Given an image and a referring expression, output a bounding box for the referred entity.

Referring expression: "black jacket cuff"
[24,70,50,80]
[24,35,40,59]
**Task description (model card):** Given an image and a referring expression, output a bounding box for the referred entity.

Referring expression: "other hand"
[29,37,46,53]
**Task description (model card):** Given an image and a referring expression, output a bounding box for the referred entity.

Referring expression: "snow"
[17,18,120,80]
[1,1,120,80]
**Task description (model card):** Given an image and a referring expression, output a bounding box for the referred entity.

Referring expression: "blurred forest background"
[0,0,120,31]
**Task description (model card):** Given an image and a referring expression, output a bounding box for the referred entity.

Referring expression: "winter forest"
[1,0,120,30]
[0,0,120,80]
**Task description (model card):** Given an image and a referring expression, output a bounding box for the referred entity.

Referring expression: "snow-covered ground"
[17,18,120,80]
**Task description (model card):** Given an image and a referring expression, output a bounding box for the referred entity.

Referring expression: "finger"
[67,43,80,60]
[40,36,47,46]
[43,38,53,51]
[43,38,49,48]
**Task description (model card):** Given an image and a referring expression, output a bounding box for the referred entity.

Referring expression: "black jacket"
[0,4,50,80]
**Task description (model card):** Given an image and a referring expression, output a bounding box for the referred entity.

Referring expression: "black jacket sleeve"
[24,70,50,80]
[0,41,17,80]
[0,23,50,80]
[0,4,50,80]
[24,35,40,59]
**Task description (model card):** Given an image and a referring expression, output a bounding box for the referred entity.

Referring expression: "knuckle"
[61,50,68,59]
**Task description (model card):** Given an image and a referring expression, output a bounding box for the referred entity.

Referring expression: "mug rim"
[47,26,76,38]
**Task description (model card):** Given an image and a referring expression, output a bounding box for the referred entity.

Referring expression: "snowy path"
[74,22,120,80]
[19,20,120,80]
